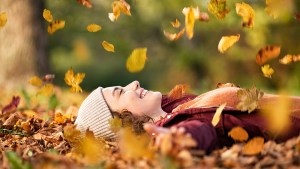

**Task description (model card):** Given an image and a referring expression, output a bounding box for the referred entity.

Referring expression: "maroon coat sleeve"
[174,118,218,152]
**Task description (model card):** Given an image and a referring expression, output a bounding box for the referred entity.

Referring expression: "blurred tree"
[0,0,48,90]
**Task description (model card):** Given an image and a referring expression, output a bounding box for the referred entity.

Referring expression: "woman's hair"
[112,110,153,135]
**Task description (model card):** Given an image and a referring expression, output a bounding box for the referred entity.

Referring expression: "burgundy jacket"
[155,94,300,152]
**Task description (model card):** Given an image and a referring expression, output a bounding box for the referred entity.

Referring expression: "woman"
[75,81,300,152]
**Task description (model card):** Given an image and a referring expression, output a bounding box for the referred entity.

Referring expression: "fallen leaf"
[64,68,85,93]
[236,86,264,113]
[77,0,93,8]
[86,24,101,32]
[63,124,81,145]
[236,2,255,28]
[279,54,300,65]
[28,76,43,87]
[171,18,180,28]
[211,103,226,126]
[55,112,68,125]
[37,84,54,96]
[168,84,190,100]
[163,28,185,41]
[242,137,264,155]
[228,126,249,142]
[43,9,53,23]
[1,96,21,114]
[126,48,147,73]
[48,20,65,34]
[0,12,8,29]
[208,0,230,20]
[101,41,115,52]
[256,45,281,65]
[218,34,240,53]
[261,64,274,78]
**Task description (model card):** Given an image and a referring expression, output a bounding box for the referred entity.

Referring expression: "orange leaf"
[170,18,181,28]
[236,2,255,28]
[211,103,226,126]
[43,9,53,23]
[279,54,300,65]
[101,41,115,52]
[242,137,264,155]
[163,28,185,41]
[168,84,190,100]
[256,45,281,65]
[28,76,43,87]
[0,12,7,29]
[77,0,93,8]
[64,68,85,93]
[37,84,54,96]
[86,24,102,32]
[218,34,240,53]
[48,20,65,34]
[55,112,68,125]
[228,126,249,142]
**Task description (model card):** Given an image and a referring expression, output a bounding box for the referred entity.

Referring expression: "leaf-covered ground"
[1,88,300,169]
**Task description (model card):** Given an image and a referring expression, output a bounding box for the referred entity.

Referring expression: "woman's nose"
[125,80,140,91]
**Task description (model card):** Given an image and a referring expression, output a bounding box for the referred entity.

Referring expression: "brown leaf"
[255,45,281,65]
[77,0,92,8]
[236,86,264,113]
[2,96,20,114]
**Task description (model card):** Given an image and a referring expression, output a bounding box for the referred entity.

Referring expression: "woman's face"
[102,81,162,116]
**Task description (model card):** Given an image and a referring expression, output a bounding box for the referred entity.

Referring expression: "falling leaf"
[242,137,264,155]
[228,126,249,142]
[182,7,196,39]
[218,34,240,53]
[28,76,43,87]
[236,86,264,113]
[1,96,20,114]
[42,74,55,82]
[64,68,85,93]
[43,9,53,23]
[265,0,281,19]
[171,19,181,28]
[86,24,102,32]
[163,29,185,41]
[168,84,190,100]
[261,64,274,78]
[108,0,131,22]
[37,84,54,96]
[236,2,255,28]
[48,20,65,34]
[259,95,291,136]
[256,45,281,65]
[126,48,147,73]
[279,54,300,65]
[211,103,226,127]
[101,41,115,52]
[198,12,210,22]
[0,12,8,29]
[208,0,230,20]
[77,0,93,8]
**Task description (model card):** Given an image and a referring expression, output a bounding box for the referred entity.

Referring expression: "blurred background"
[0,0,300,95]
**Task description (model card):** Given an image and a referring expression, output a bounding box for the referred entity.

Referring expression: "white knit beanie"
[75,87,117,140]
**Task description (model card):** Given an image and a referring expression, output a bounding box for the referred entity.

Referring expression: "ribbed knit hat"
[75,87,117,140]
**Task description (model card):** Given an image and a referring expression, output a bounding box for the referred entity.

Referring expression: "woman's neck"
[150,109,167,122]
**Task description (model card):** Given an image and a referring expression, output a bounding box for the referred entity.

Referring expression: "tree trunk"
[0,0,48,90]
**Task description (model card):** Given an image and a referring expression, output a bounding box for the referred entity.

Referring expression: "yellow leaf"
[182,7,196,39]
[228,126,249,142]
[109,0,131,22]
[109,117,122,133]
[101,41,115,52]
[21,119,32,133]
[242,137,264,155]
[236,86,264,113]
[118,0,131,16]
[279,54,300,65]
[261,64,274,78]
[218,34,240,53]
[86,24,102,32]
[171,18,181,28]
[28,76,43,87]
[37,84,54,96]
[265,0,290,19]
[48,20,65,34]
[43,9,53,23]
[208,0,230,20]
[256,45,281,65]
[0,12,8,29]
[259,95,291,136]
[163,28,185,41]
[55,112,68,125]
[64,68,85,93]
[236,2,255,28]
[168,84,190,100]
[211,103,226,126]
[63,124,81,145]
[126,48,147,73]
